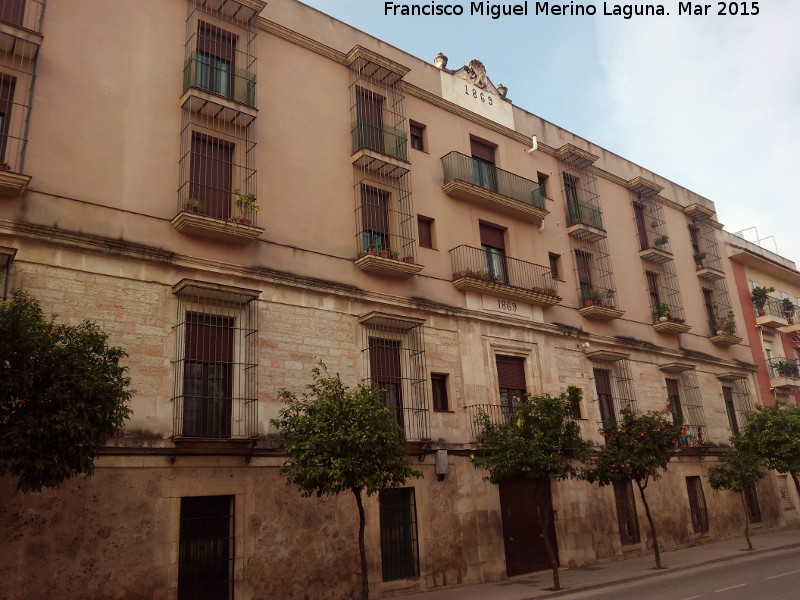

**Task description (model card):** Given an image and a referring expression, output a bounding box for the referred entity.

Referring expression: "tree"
[734,402,800,497]
[271,363,421,600]
[584,408,680,569]
[708,448,765,550]
[0,290,132,492]
[469,387,589,590]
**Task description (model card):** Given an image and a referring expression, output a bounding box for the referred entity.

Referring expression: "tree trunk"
[353,487,369,600]
[636,480,663,569]
[740,491,753,551]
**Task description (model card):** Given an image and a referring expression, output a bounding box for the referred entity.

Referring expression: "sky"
[298,0,800,264]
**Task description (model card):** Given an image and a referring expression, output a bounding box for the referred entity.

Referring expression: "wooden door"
[498,477,558,576]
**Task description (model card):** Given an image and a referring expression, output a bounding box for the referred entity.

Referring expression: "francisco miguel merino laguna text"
[384,2,674,19]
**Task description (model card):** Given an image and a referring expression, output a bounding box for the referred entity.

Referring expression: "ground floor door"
[498,477,558,576]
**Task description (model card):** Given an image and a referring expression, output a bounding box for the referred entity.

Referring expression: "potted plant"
[693,251,707,268]
[402,256,415,264]
[782,297,796,321]
[604,288,617,308]
[388,249,399,260]
[234,188,259,225]
[654,235,669,247]
[654,303,671,322]
[583,289,603,307]
[775,359,800,378]
[750,285,775,316]
[182,198,201,213]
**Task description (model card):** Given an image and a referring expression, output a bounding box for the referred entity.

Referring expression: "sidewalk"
[403,528,800,600]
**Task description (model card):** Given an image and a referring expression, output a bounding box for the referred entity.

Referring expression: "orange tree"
[584,408,680,569]
[708,448,765,551]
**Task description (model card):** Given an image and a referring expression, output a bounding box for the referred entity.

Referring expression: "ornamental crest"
[453,59,506,98]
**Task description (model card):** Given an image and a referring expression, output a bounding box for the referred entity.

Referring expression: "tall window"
[361,185,390,253]
[575,250,594,299]
[417,216,433,249]
[380,488,419,581]
[409,121,425,151]
[548,252,561,280]
[645,270,661,314]
[179,495,234,600]
[0,0,24,26]
[369,337,403,428]
[0,75,15,165]
[702,288,716,329]
[496,355,526,413]
[355,87,385,153]
[633,201,650,250]
[613,481,640,545]
[744,488,762,523]
[564,173,580,220]
[196,23,237,99]
[173,282,258,439]
[190,133,234,220]
[183,313,233,437]
[722,385,739,435]
[0,248,13,300]
[665,378,683,424]
[686,477,708,533]
[594,368,615,425]
[431,373,449,412]
[470,138,497,191]
[480,223,506,283]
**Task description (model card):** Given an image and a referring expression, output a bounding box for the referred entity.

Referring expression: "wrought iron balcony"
[441,151,547,222]
[767,357,800,389]
[466,403,516,441]
[352,120,408,162]
[566,199,605,241]
[449,245,560,307]
[183,53,257,107]
[755,296,789,329]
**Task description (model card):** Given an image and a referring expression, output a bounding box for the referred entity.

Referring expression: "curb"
[522,542,800,599]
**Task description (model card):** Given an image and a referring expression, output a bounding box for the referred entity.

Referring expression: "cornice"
[258,17,347,64]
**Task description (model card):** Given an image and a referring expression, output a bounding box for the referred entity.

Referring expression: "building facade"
[1,1,797,598]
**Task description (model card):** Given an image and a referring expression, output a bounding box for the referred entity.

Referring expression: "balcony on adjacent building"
[767,357,800,390]
[755,296,789,329]
[449,244,560,306]
[441,151,548,222]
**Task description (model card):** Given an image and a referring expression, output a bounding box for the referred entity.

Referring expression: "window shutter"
[496,355,526,390]
[470,138,495,164]
[479,223,505,250]
[185,313,233,363]
[369,338,401,380]
[417,217,433,248]
[197,22,237,62]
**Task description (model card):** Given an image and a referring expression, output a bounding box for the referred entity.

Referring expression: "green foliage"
[271,363,421,498]
[0,290,133,492]
[584,408,680,487]
[470,387,590,484]
[734,402,800,481]
[708,449,765,494]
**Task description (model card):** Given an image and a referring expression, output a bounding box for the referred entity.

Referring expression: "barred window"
[0,247,14,300]
[662,367,707,446]
[379,488,419,581]
[686,476,708,533]
[172,281,258,439]
[590,357,637,426]
[179,495,234,600]
[360,312,429,441]
[613,480,640,545]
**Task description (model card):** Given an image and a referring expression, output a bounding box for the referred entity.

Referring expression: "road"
[555,548,800,600]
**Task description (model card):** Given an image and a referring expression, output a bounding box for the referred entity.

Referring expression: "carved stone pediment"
[453,59,506,97]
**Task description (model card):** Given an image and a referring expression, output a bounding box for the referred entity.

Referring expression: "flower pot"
[583,299,594,307]
[239,218,251,226]
[379,250,390,258]
[402,256,415,264]
[758,309,766,316]
[659,316,668,322]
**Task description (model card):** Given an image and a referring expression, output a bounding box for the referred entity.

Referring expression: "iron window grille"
[665,370,707,446]
[179,495,235,600]
[613,480,641,545]
[184,1,258,107]
[0,247,14,300]
[686,476,709,533]
[172,281,259,439]
[354,177,416,262]
[632,194,672,255]
[360,312,429,441]
[692,216,724,273]
[591,358,637,426]
[0,0,44,174]
[644,261,686,324]
[379,488,420,581]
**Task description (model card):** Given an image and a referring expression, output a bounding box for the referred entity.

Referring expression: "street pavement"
[401,528,800,600]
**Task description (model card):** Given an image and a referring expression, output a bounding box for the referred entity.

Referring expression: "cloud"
[595,2,800,264]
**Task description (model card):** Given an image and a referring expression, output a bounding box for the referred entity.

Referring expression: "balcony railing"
[183,53,256,107]
[352,120,408,161]
[767,357,800,381]
[450,245,559,303]
[567,198,604,230]
[441,151,546,211]
[466,403,516,441]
